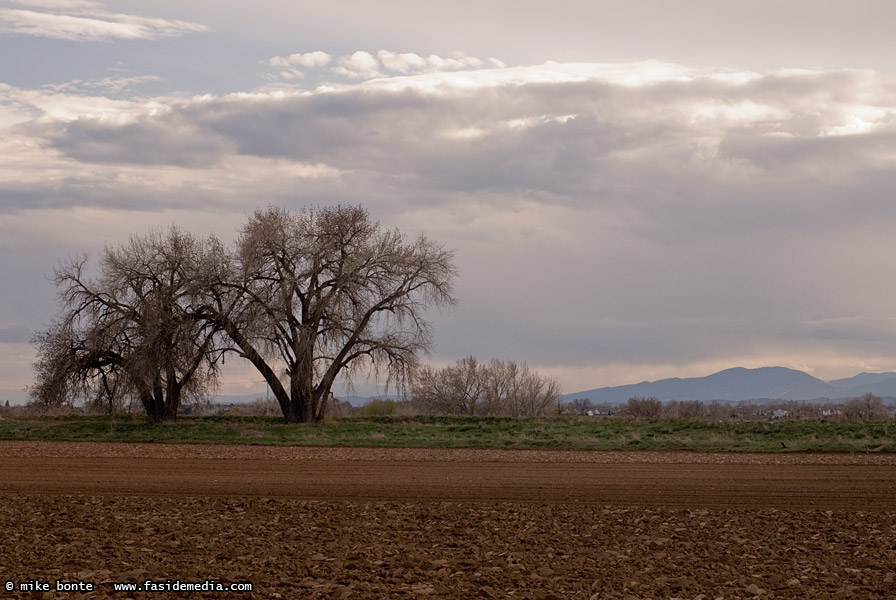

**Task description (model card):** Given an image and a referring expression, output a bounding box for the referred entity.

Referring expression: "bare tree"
[662,399,705,419]
[484,359,561,417]
[621,396,662,419]
[413,356,483,415]
[479,358,518,416]
[413,356,561,417]
[843,392,889,422]
[202,206,457,423]
[30,227,224,421]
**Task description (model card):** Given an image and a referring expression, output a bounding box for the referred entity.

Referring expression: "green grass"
[0,414,893,452]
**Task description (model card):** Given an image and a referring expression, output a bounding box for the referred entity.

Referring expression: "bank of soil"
[1,442,894,598]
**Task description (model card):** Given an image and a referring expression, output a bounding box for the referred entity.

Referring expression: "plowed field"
[1,442,895,598]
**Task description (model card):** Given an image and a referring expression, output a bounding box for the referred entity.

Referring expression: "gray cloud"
[36,67,896,209]
[4,60,896,395]
[46,117,234,167]
[718,126,896,174]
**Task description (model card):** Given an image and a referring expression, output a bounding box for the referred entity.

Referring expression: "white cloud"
[287,50,332,68]
[376,50,484,74]
[426,52,483,71]
[42,75,161,95]
[350,60,695,94]
[8,0,98,8]
[268,49,507,81]
[268,50,332,79]
[269,51,330,69]
[377,50,426,73]
[331,51,382,79]
[0,1,208,42]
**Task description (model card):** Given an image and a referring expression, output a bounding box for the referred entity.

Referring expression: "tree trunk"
[163,355,179,421]
[289,370,314,424]
[163,385,180,421]
[218,316,294,421]
[281,399,301,424]
[139,391,159,422]
[145,392,167,423]
[132,374,167,422]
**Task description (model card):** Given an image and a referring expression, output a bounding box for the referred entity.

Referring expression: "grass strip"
[0,414,893,452]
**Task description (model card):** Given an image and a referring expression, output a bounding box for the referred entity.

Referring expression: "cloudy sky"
[2,0,896,402]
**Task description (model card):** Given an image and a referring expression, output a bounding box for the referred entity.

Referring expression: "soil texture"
[1,442,894,598]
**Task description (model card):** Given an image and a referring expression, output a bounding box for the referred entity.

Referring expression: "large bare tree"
[203,205,457,423]
[30,227,224,421]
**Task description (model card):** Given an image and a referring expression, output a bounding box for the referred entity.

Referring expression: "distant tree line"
[566,392,893,422]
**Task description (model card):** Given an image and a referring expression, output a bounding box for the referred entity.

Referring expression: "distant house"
[771,409,789,420]
[586,409,613,417]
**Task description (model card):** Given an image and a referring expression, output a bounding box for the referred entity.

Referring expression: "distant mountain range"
[562,367,896,405]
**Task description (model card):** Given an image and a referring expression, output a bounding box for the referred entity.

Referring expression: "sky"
[2,0,896,403]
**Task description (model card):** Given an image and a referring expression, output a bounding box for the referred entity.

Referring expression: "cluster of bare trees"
[30,205,457,423]
[412,356,561,417]
[618,396,663,418]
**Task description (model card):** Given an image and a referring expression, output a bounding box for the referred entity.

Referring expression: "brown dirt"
[2,442,895,598]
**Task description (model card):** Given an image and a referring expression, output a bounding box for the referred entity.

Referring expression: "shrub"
[355,399,417,419]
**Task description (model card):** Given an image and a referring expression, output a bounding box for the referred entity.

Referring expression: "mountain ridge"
[563,367,896,404]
